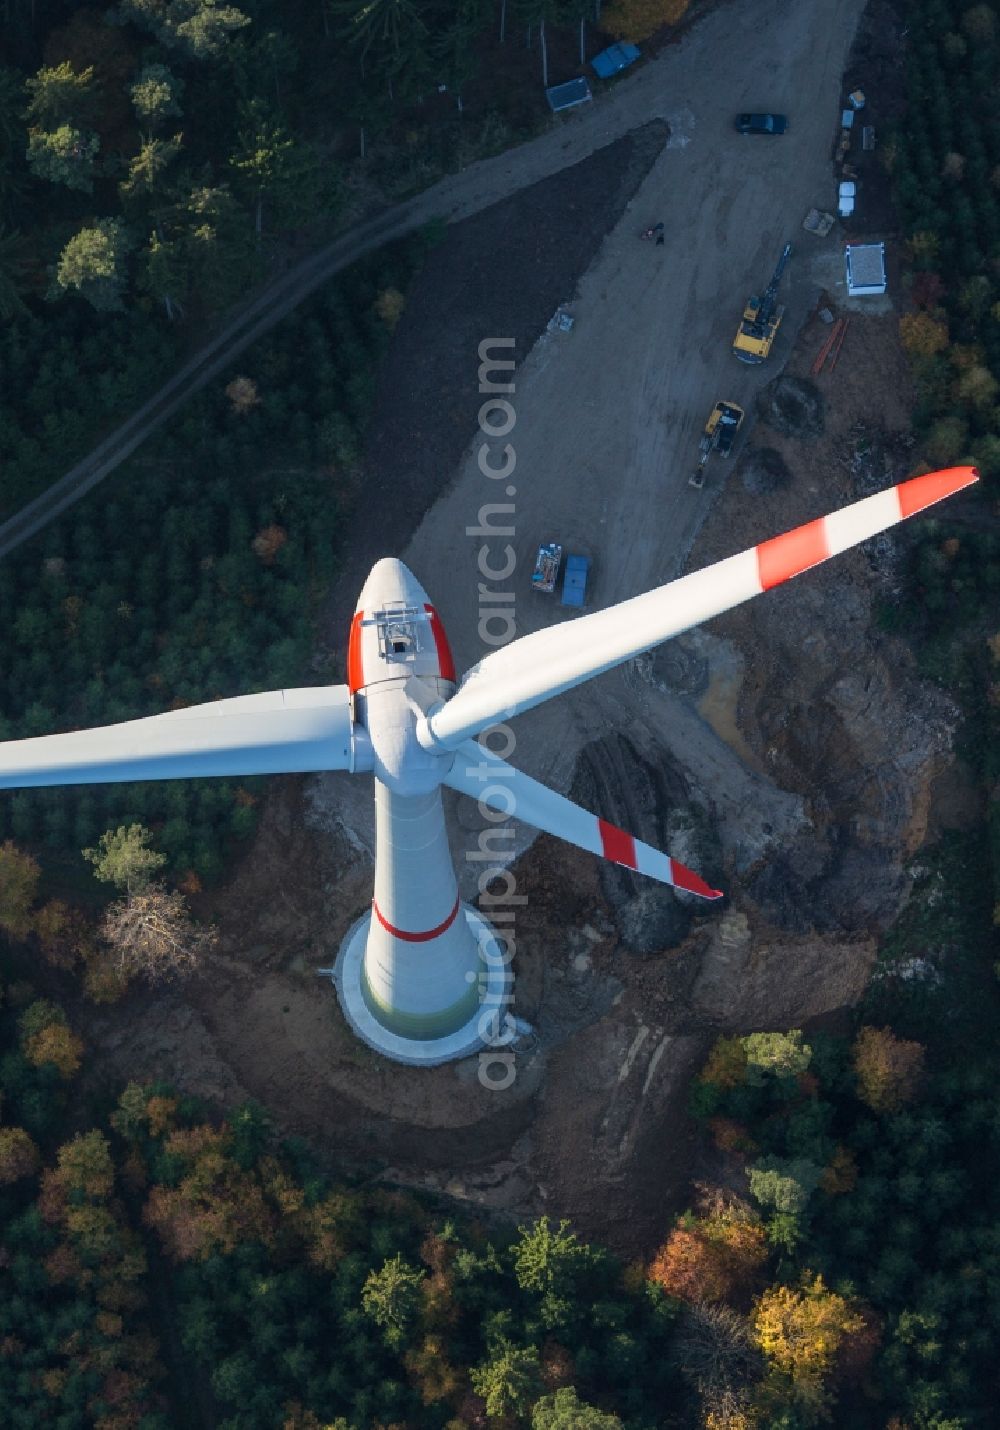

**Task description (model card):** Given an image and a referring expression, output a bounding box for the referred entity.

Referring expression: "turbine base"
[331,906,512,1067]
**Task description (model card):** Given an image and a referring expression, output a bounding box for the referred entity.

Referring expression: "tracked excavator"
[733,243,792,364]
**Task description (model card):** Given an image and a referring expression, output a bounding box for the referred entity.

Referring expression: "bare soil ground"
[77,0,973,1260]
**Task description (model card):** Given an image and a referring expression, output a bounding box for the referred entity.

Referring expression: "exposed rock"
[570,734,720,954]
[690,908,876,1027]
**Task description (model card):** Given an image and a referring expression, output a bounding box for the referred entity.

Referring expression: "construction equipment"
[531,542,562,593]
[732,244,792,364]
[690,401,745,487]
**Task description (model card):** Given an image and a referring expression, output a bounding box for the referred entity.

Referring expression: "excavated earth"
[80,3,983,1258]
[84,306,980,1261]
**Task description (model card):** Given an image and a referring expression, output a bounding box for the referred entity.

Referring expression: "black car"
[735,113,788,135]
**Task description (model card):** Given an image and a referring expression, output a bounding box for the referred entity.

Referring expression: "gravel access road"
[396,0,870,875]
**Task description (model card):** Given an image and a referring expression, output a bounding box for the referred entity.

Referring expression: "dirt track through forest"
[0,0,863,562]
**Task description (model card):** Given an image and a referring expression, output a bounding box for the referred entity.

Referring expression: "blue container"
[561,554,590,608]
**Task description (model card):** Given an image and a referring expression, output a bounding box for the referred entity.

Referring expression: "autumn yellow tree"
[0,1126,41,1185]
[603,0,690,42]
[225,374,261,414]
[33,898,86,971]
[851,1025,925,1114]
[18,1000,85,1079]
[0,840,40,941]
[699,1035,748,1090]
[899,311,949,358]
[753,1274,863,1413]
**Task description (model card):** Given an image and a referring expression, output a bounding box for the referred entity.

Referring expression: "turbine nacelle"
[349,557,456,795]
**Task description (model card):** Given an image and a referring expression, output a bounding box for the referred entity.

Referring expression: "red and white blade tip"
[597,817,723,900]
[754,465,978,593]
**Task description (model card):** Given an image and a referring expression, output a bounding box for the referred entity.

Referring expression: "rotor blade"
[445,738,722,900]
[421,467,977,751]
[0,686,368,789]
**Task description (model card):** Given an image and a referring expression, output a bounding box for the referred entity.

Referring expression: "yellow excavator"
[732,243,792,364]
[689,401,745,488]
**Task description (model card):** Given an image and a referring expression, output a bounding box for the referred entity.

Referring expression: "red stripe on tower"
[598,819,638,869]
[347,612,365,693]
[756,518,830,592]
[424,604,456,681]
[669,858,724,900]
[372,895,461,943]
[896,465,979,518]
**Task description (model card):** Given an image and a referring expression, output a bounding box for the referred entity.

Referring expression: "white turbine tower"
[0,466,977,1066]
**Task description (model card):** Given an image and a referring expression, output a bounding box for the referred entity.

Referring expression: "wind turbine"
[0,466,976,1066]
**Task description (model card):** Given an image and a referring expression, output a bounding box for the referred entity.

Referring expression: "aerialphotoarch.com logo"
[466,337,522,1092]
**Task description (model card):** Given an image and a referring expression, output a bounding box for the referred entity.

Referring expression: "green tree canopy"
[23,61,96,127]
[129,62,185,123]
[54,219,130,309]
[83,824,166,893]
[747,1156,823,1251]
[513,1216,603,1329]
[471,1338,543,1421]
[119,132,183,205]
[117,0,251,59]
[361,1252,424,1343]
[0,225,31,319]
[532,1385,623,1428]
[26,124,99,192]
[741,1030,812,1084]
[229,102,306,237]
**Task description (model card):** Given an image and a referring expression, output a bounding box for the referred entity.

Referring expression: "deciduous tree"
[603,0,689,43]
[0,1126,41,1184]
[649,1196,767,1304]
[851,1026,925,1114]
[19,999,85,1078]
[225,375,261,415]
[752,1274,863,1409]
[741,1031,811,1084]
[899,311,949,357]
[699,1035,748,1090]
[100,883,217,983]
[0,838,39,939]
